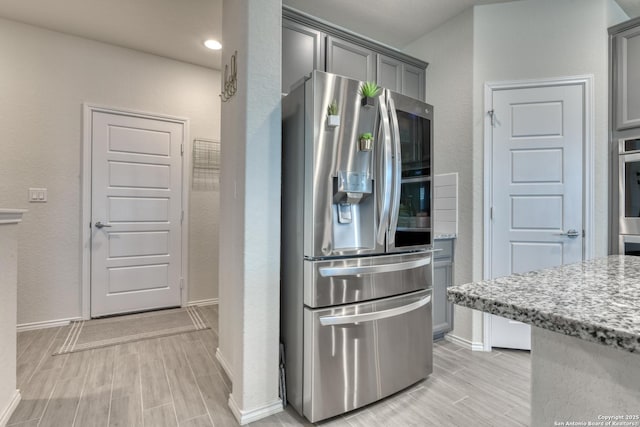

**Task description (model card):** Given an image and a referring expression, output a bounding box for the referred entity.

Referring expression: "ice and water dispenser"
[333,170,372,223]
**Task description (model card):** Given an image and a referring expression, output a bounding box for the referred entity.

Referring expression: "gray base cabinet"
[433,239,454,339]
[282,7,427,100]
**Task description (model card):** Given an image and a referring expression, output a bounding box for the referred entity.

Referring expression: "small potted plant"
[327,100,340,127]
[359,82,380,107]
[359,132,374,151]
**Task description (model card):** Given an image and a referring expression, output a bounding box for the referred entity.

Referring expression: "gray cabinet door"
[282,20,325,94]
[433,239,454,339]
[326,36,376,82]
[402,63,426,101]
[614,25,640,130]
[377,54,426,101]
[377,55,402,93]
[433,261,453,338]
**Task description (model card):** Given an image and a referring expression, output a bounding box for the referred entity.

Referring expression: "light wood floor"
[9,305,530,426]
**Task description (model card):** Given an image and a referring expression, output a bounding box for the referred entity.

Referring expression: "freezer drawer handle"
[319,295,431,326]
[318,256,431,277]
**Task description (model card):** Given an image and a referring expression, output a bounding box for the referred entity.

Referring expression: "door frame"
[481,76,595,351]
[81,103,191,319]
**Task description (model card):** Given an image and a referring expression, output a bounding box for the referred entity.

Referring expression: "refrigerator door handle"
[387,95,402,245]
[377,91,393,245]
[318,256,431,277]
[319,295,431,326]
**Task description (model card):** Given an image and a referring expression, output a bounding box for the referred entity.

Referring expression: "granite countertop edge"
[447,272,640,354]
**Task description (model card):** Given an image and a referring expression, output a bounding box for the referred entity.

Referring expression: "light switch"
[29,188,47,203]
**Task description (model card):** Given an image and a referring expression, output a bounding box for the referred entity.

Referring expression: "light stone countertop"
[447,255,640,353]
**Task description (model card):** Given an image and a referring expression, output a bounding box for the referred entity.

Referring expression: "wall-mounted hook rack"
[220,51,238,102]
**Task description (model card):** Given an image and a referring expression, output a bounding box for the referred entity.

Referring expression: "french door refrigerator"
[281,70,434,423]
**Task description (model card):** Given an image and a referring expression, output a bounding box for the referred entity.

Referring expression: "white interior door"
[91,110,184,317]
[489,84,584,350]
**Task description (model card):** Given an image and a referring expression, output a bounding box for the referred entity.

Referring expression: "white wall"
[189,189,221,304]
[404,8,476,342]
[0,17,221,325]
[472,0,629,283]
[404,0,628,345]
[218,0,282,422]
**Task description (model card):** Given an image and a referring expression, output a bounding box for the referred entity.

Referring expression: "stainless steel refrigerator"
[281,70,434,423]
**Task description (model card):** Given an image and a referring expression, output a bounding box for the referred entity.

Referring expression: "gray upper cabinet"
[377,55,426,101]
[402,63,426,101]
[377,55,403,93]
[613,24,640,130]
[326,36,376,82]
[282,7,427,99]
[282,20,325,94]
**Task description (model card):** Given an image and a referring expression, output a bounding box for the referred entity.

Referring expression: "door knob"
[94,221,112,229]
[554,229,580,238]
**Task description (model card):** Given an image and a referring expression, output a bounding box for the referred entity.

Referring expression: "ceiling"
[0,0,223,69]
[0,0,633,71]
[616,0,640,18]
[282,0,512,48]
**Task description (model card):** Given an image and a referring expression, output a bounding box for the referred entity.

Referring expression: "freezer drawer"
[304,251,431,307]
[302,289,432,422]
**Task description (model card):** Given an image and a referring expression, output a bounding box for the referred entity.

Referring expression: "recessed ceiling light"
[204,39,222,50]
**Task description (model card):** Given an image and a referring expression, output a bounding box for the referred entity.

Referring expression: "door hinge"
[488,109,495,127]
[180,278,184,289]
[181,210,184,223]
[583,229,586,238]
[180,143,184,156]
[490,207,494,220]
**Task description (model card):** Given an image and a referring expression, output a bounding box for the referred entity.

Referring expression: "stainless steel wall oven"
[612,137,640,254]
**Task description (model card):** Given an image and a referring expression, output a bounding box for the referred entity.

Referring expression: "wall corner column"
[218,0,283,424]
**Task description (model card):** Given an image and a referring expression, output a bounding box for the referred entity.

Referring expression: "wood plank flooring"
[9,305,530,426]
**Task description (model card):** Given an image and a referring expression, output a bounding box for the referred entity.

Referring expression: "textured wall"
[471,0,627,346]
[404,8,476,343]
[0,17,220,325]
[472,0,628,281]
[404,0,629,346]
[218,0,282,420]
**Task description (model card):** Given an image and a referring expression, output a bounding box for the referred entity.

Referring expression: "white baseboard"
[228,393,283,425]
[0,390,21,427]
[17,317,82,332]
[215,347,233,380]
[187,298,219,307]
[445,333,486,352]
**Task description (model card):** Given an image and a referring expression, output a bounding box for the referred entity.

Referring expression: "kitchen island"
[448,255,640,426]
